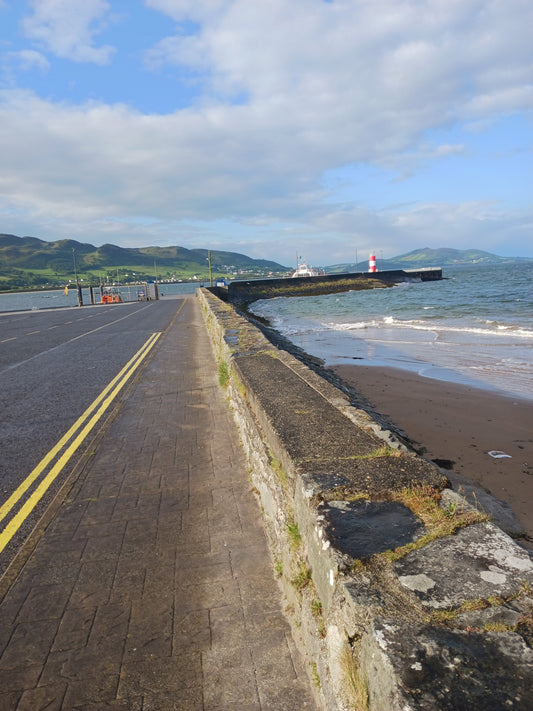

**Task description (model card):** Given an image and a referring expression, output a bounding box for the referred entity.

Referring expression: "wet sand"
[331,364,533,545]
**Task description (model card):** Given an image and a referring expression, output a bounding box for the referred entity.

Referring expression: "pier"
[224,267,443,305]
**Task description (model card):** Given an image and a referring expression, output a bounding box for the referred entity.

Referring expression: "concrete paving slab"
[395,521,533,609]
[320,499,426,558]
[235,352,449,497]
[0,295,316,711]
[361,618,533,711]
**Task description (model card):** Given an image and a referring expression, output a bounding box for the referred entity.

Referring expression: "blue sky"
[0,0,532,267]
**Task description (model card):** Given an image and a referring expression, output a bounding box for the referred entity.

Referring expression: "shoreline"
[330,363,533,546]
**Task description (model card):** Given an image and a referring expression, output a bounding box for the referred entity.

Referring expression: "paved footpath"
[0,295,316,711]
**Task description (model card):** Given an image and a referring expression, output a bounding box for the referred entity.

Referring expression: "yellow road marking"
[1,337,16,343]
[0,332,161,555]
[26,331,40,335]
[0,330,159,525]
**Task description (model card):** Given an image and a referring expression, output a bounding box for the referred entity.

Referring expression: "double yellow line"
[0,332,161,556]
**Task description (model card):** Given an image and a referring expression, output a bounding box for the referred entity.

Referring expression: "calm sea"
[250,263,533,401]
[0,281,202,313]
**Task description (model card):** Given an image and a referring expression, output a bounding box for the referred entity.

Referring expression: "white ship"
[291,263,319,278]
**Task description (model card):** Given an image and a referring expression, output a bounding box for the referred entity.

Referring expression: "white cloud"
[21,0,116,64]
[145,0,228,23]
[466,86,533,116]
[143,0,533,164]
[0,87,325,224]
[433,145,465,157]
[144,32,210,76]
[6,49,50,72]
[386,201,533,257]
[1,1,532,260]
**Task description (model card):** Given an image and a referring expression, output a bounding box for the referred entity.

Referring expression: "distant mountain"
[326,247,532,273]
[387,247,531,267]
[0,233,288,289]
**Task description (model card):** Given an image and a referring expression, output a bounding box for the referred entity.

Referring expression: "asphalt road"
[0,297,183,574]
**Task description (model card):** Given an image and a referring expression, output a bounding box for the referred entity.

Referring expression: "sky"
[0,0,532,267]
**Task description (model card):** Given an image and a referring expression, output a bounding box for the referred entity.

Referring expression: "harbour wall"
[197,286,533,711]
[225,268,442,305]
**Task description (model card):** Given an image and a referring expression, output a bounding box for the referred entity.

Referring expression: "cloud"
[144,33,209,74]
[143,0,533,162]
[145,0,228,23]
[386,200,533,257]
[466,86,533,116]
[5,49,50,72]
[0,87,325,223]
[1,0,532,261]
[21,0,116,64]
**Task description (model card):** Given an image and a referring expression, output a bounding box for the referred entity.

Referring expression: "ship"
[291,262,320,278]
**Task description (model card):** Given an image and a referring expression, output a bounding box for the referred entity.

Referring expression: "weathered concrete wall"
[198,287,533,711]
[226,268,442,305]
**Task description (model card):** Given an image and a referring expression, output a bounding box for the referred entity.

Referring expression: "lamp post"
[72,248,82,306]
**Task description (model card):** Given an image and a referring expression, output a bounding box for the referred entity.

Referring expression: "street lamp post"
[72,248,82,307]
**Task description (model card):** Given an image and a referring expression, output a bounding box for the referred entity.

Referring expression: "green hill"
[0,233,289,290]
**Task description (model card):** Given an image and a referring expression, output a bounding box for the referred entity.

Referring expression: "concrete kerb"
[197,287,533,711]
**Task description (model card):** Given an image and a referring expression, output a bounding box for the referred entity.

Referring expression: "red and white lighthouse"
[368,253,377,273]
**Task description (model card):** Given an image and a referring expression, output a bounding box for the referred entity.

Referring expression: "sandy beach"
[331,364,533,546]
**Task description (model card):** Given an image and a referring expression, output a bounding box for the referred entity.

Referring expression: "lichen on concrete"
[395,522,533,610]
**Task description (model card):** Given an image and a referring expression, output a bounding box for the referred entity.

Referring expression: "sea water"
[250,263,533,401]
[0,281,202,313]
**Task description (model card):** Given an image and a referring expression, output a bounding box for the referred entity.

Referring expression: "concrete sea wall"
[198,287,533,711]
